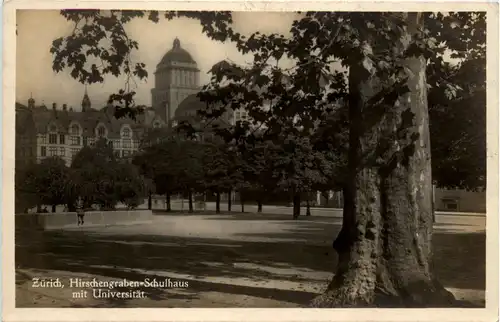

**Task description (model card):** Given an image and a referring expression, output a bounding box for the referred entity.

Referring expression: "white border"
[3,2,499,322]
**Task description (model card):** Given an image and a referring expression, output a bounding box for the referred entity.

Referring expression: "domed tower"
[82,85,91,112]
[151,38,200,123]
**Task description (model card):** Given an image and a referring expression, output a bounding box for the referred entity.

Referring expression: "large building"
[15,38,220,167]
[151,38,201,123]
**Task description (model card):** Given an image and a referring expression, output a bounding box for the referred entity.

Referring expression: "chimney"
[52,103,57,110]
[63,104,68,111]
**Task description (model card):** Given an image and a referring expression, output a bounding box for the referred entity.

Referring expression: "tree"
[134,137,178,211]
[51,10,486,306]
[201,142,243,213]
[115,162,150,209]
[428,57,486,190]
[29,157,71,212]
[134,136,205,213]
[15,161,44,213]
[71,139,123,209]
[268,136,332,219]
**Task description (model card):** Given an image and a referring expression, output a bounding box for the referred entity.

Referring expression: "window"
[123,139,131,149]
[71,124,79,135]
[133,140,139,147]
[59,147,65,156]
[97,126,106,138]
[71,136,80,145]
[59,134,65,145]
[41,146,46,157]
[108,140,113,149]
[71,148,79,157]
[49,147,57,156]
[39,135,47,144]
[114,151,121,158]
[121,128,131,138]
[114,140,121,149]
[49,134,57,144]
[83,137,88,146]
[153,121,161,129]
[122,150,130,157]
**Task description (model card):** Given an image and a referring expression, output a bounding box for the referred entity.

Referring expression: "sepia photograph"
[2,2,499,321]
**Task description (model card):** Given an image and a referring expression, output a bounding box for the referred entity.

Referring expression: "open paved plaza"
[15,210,486,308]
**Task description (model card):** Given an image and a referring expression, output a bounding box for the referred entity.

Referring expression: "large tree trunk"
[51,204,57,213]
[292,193,301,219]
[166,192,171,212]
[216,191,221,214]
[227,190,232,212]
[188,190,193,213]
[312,13,455,308]
[306,193,312,216]
[322,191,330,207]
[240,192,245,213]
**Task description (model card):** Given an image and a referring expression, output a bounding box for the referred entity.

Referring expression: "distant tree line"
[15,139,151,213]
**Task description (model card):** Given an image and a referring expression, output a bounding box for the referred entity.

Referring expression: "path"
[15,212,486,307]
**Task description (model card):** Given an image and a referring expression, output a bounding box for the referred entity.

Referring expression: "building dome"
[158,38,196,66]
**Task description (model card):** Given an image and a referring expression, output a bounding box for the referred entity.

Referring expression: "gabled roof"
[16,103,160,139]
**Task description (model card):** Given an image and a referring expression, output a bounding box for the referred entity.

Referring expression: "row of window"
[47,125,133,140]
[156,70,198,88]
[38,135,139,148]
[39,146,138,158]
[40,146,66,157]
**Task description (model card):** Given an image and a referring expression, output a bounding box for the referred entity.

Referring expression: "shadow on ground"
[15,214,485,308]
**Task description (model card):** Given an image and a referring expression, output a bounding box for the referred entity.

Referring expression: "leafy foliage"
[134,135,205,197]
[71,139,147,209]
[15,157,71,212]
[51,10,486,199]
[51,10,234,118]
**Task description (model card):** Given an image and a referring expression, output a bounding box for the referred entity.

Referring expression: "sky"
[16,10,300,110]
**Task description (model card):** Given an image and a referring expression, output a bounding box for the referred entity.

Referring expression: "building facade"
[15,93,167,167]
[15,38,207,167]
[151,38,201,124]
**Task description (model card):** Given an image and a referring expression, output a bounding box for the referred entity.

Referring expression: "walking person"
[76,201,85,226]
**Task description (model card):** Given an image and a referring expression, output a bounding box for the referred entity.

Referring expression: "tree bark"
[306,193,312,216]
[312,13,456,308]
[216,191,221,214]
[228,190,232,212]
[292,193,301,219]
[322,191,330,207]
[166,192,171,212]
[51,204,57,213]
[241,192,245,213]
[188,190,193,213]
